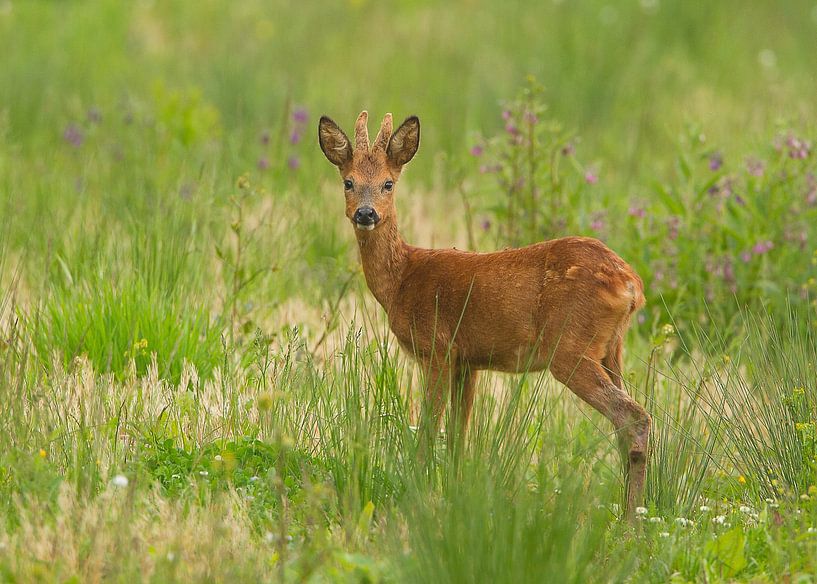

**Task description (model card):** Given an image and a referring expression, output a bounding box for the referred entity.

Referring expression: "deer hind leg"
[550,354,650,519]
[416,356,454,463]
[448,366,478,455]
[601,331,624,389]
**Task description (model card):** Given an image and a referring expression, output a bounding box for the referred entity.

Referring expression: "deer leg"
[601,332,624,390]
[448,366,478,455]
[416,357,454,463]
[550,356,650,519]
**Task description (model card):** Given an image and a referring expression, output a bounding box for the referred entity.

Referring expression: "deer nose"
[353,206,379,227]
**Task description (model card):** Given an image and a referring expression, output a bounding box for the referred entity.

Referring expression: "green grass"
[1,0,817,581]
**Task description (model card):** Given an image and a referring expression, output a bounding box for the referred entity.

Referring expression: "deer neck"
[355,216,408,313]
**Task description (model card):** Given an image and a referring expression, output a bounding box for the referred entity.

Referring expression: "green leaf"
[705,527,747,578]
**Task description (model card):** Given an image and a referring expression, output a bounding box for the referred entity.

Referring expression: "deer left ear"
[387,116,420,168]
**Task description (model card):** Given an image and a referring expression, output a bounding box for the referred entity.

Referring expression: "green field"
[2,1,817,581]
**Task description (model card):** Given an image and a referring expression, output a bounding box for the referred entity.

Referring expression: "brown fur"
[318,112,651,517]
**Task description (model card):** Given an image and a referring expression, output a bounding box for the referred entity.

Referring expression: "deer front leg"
[448,366,477,455]
[416,357,454,464]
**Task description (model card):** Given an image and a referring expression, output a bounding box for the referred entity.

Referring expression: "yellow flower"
[661,323,675,337]
[738,475,746,485]
[38,449,47,458]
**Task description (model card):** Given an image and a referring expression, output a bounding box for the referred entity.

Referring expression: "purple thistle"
[470,144,484,157]
[590,219,605,231]
[628,206,646,218]
[505,123,519,136]
[708,152,723,171]
[752,240,774,255]
[63,124,84,147]
[584,171,598,185]
[523,110,538,125]
[292,107,308,124]
[501,110,512,121]
[257,157,270,171]
[289,129,302,145]
[740,250,752,263]
[481,219,491,231]
[287,155,300,170]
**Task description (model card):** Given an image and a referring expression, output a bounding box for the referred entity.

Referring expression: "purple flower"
[501,110,512,121]
[590,219,605,231]
[479,164,501,174]
[585,171,598,185]
[287,155,300,170]
[628,206,646,218]
[481,219,491,231]
[63,124,84,147]
[289,130,302,145]
[666,216,680,240]
[709,153,723,171]
[786,134,811,159]
[752,240,774,255]
[179,183,194,200]
[505,123,519,136]
[292,107,308,124]
[523,110,538,125]
[260,130,270,145]
[470,144,484,157]
[746,158,765,177]
[87,107,101,124]
[740,250,752,263]
[257,157,270,170]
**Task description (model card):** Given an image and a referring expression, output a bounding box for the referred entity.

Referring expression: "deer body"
[319,111,650,517]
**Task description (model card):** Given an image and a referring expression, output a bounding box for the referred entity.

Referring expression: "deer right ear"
[318,116,353,168]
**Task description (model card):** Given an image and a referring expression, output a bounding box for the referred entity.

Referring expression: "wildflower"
[167,552,176,562]
[63,124,84,147]
[260,130,270,145]
[505,123,519,136]
[38,449,47,458]
[786,134,811,159]
[801,494,810,501]
[738,475,746,485]
[481,219,491,231]
[739,505,753,514]
[752,240,774,255]
[470,145,484,157]
[709,153,723,171]
[584,171,598,185]
[675,517,692,527]
[649,516,663,523]
[289,130,302,145]
[793,386,806,396]
[561,143,575,157]
[292,107,308,124]
[86,107,102,124]
[257,157,270,171]
[658,531,670,538]
[635,506,648,516]
[712,515,726,525]
[199,470,209,477]
[661,323,675,337]
[214,455,223,462]
[699,505,711,512]
[746,158,765,177]
[740,250,752,263]
[111,474,129,488]
[237,175,250,190]
[501,110,512,121]
[523,110,538,125]
[808,527,817,534]
[628,206,646,218]
[287,155,300,170]
[590,218,605,231]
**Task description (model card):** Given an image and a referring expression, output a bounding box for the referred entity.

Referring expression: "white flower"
[111,474,129,488]
[199,470,209,477]
[712,515,726,525]
[675,517,691,527]
[635,506,648,515]
[765,498,775,504]
[214,454,223,461]
[739,505,753,514]
[249,476,260,482]
[699,505,711,512]
[658,531,670,538]
[166,552,176,562]
[649,517,663,523]
[807,527,817,534]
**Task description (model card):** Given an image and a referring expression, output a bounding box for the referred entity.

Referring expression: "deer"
[318,111,651,516]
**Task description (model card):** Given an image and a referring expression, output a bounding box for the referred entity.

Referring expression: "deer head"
[318,111,420,231]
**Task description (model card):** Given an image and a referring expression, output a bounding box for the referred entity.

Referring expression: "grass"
[2,0,817,581]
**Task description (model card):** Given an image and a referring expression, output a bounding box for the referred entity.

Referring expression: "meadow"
[1,0,817,581]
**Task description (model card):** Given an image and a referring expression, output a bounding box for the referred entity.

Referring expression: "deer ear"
[318,116,353,168]
[386,116,420,168]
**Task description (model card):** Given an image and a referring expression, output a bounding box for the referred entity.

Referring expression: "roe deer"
[318,111,650,516]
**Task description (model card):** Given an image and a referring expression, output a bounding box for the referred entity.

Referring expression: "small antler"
[354,111,369,151]
[373,113,393,152]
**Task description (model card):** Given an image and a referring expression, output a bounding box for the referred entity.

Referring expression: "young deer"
[318,111,651,515]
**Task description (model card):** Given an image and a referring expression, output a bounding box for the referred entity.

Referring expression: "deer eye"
[383,180,394,191]
[343,179,354,190]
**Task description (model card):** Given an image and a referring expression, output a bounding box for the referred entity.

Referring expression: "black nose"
[353,206,380,226]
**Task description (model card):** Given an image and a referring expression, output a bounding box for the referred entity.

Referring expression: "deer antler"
[354,110,369,151]
[373,113,393,152]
